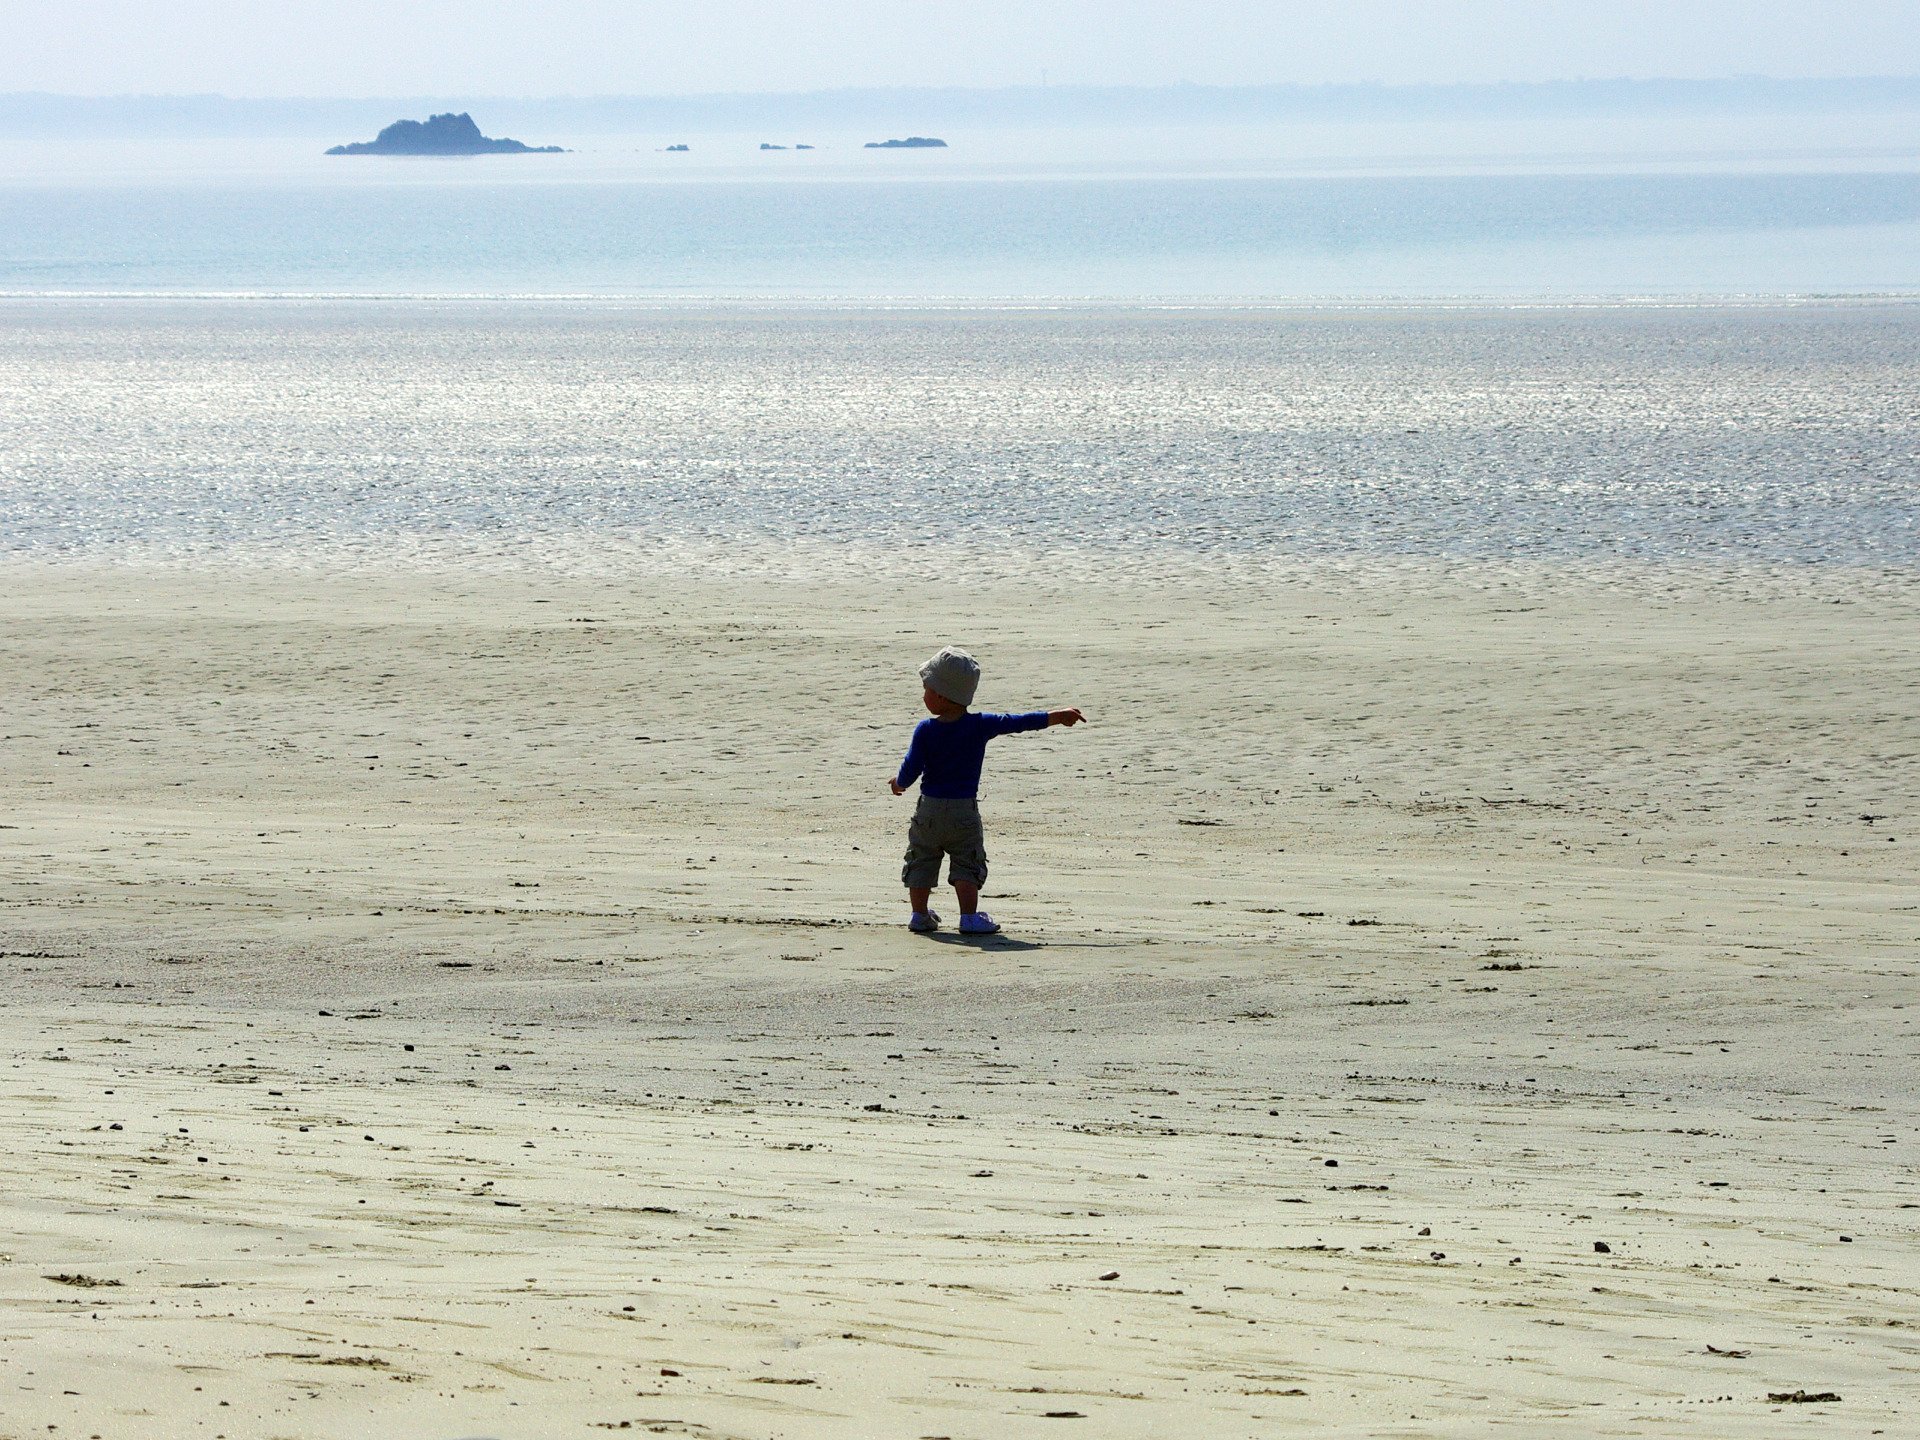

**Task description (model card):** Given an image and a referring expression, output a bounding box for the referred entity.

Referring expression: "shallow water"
[2,300,1914,576]
[2,161,1918,299]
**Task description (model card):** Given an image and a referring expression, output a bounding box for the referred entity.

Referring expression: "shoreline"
[7,554,1919,607]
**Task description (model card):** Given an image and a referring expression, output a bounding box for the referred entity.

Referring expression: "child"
[888,645,1083,935]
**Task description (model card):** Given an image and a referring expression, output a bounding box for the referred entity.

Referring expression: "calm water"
[3,301,1914,574]
[5,127,1916,574]
[0,131,1917,298]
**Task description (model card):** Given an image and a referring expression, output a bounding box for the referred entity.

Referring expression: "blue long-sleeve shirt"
[895,711,1049,799]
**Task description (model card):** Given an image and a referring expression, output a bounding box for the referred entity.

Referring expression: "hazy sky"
[8,1,1920,96]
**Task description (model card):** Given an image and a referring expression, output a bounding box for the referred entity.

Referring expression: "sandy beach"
[2,560,1916,1437]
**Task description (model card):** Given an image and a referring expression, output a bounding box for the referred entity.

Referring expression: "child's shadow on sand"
[924,932,1044,952]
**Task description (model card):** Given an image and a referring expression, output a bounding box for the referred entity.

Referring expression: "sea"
[1,120,1916,576]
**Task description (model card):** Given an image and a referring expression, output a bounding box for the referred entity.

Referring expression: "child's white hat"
[919,646,980,707]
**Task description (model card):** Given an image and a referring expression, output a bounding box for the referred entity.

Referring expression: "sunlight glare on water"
[2,301,1913,577]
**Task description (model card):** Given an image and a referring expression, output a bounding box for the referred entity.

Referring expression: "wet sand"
[2,562,1916,1437]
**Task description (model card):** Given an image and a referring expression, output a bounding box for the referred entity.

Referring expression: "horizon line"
[7,73,1920,104]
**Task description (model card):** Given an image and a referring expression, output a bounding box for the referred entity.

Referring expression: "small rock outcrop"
[864,136,947,149]
[326,112,565,156]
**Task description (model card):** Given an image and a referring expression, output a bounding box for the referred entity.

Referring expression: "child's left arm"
[890,724,929,795]
[1047,708,1085,727]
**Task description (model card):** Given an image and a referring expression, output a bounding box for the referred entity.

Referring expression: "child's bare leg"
[953,881,980,916]
[909,886,934,914]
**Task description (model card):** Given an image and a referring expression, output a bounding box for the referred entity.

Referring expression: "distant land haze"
[3,75,1918,137]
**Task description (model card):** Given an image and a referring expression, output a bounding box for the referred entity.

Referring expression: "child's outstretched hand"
[1049,708,1086,727]
[889,778,905,795]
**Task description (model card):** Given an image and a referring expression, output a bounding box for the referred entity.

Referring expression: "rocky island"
[864,136,948,149]
[326,112,565,156]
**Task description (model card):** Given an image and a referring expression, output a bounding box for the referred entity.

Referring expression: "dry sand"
[2,561,1916,1438]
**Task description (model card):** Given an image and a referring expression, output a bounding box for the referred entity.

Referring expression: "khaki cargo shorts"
[901,796,988,889]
